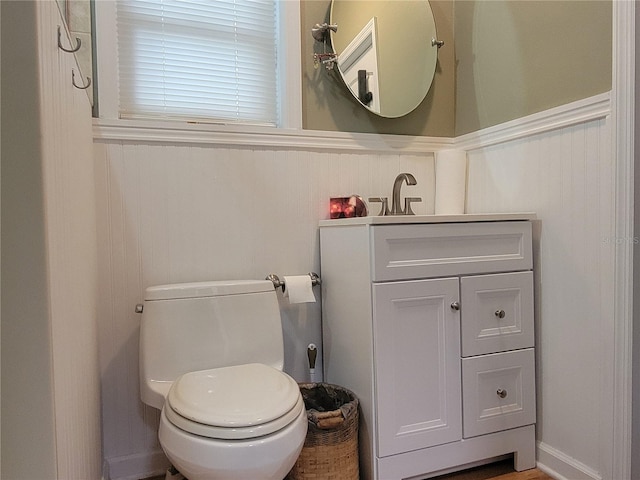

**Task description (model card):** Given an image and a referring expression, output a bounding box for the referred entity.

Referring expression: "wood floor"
[143,460,554,480]
[435,459,553,480]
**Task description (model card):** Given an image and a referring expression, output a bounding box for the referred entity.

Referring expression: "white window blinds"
[116,0,279,125]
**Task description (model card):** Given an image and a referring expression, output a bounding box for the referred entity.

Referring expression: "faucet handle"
[404,197,422,216]
[368,197,390,216]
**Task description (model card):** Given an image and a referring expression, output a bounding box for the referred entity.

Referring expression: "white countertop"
[319,212,537,227]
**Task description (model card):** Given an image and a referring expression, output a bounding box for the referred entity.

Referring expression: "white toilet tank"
[140,280,285,410]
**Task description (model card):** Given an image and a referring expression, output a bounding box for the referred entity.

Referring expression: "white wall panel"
[94,139,435,478]
[39,2,102,479]
[466,116,614,480]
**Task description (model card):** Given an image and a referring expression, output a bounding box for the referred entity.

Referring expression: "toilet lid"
[166,363,301,434]
[164,392,304,440]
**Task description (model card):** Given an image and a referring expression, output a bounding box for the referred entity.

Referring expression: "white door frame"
[612,1,634,479]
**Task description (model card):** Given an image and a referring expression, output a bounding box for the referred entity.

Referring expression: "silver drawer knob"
[495,309,506,319]
[451,302,460,311]
[497,388,507,399]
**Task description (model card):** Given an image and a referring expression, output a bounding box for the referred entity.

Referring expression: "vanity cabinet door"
[373,278,462,457]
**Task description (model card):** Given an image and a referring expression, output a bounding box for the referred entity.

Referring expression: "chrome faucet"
[390,173,420,215]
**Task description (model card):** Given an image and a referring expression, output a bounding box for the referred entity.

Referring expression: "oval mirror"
[329,0,439,118]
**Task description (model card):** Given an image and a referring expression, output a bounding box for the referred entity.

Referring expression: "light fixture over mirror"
[328,0,440,118]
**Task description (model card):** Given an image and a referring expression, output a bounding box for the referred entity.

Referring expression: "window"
[95,0,301,128]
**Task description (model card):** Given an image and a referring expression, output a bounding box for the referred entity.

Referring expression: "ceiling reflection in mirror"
[330,0,438,118]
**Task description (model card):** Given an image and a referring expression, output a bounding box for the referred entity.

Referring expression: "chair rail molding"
[94,93,610,157]
[455,92,611,152]
[93,118,454,153]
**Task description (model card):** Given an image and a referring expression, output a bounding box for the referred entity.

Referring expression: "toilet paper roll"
[283,275,316,304]
[435,149,468,215]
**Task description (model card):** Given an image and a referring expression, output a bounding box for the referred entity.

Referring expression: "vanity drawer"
[462,349,535,438]
[460,272,534,357]
[370,222,532,282]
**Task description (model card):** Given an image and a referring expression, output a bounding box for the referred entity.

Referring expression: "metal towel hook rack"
[57,25,82,53]
[266,273,321,292]
[72,70,92,90]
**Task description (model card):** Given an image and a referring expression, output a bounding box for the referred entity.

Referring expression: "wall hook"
[311,23,338,42]
[58,25,82,53]
[72,70,92,90]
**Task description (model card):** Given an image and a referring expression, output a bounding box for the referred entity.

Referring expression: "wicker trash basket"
[286,383,359,480]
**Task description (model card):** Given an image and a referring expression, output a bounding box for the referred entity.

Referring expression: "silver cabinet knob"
[497,388,507,399]
[135,304,144,314]
[451,302,460,311]
[495,309,506,319]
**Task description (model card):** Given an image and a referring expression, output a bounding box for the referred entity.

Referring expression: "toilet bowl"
[158,363,307,480]
[139,280,309,480]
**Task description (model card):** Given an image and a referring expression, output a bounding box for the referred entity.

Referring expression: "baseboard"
[104,450,170,480]
[536,442,602,480]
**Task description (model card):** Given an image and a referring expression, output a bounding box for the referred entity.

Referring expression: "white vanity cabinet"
[319,215,537,480]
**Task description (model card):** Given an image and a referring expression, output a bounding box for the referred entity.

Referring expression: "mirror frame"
[329,0,439,118]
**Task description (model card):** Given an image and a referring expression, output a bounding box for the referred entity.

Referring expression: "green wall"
[455,0,612,136]
[300,0,612,137]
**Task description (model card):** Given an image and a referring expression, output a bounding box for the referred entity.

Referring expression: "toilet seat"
[165,363,304,440]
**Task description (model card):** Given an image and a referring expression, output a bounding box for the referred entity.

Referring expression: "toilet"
[139,280,308,480]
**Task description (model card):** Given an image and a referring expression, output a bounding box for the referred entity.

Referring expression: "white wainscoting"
[94,92,619,480]
[93,133,436,479]
[463,94,614,480]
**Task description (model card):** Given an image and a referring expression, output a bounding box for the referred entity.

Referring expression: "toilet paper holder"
[266,273,321,292]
